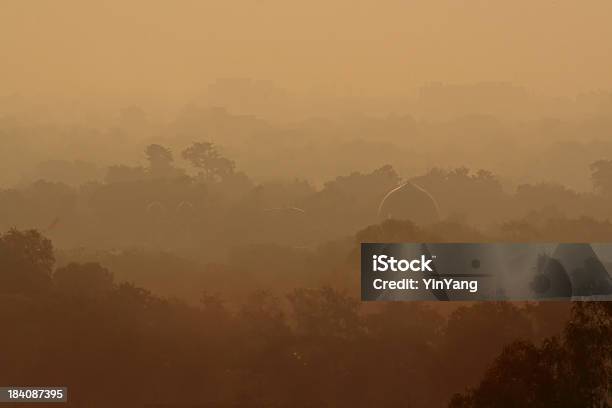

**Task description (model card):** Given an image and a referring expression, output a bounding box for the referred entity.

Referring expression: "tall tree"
[145,144,175,179]
[0,229,54,294]
[182,141,236,182]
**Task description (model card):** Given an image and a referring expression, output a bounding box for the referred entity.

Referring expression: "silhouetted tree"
[146,144,180,179]
[54,262,114,298]
[182,141,236,182]
[450,302,611,408]
[0,228,54,294]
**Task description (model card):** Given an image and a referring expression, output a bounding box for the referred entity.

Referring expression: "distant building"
[377,182,440,225]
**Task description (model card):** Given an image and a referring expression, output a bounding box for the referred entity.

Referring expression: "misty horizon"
[1,2,611,407]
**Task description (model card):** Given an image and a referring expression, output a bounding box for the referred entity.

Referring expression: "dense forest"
[0,226,609,407]
[2,112,612,405]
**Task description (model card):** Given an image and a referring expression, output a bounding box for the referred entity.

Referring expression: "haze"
[1,2,612,406]
[2,0,612,100]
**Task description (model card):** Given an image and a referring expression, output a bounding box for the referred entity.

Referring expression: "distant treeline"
[4,142,612,253]
[3,104,612,191]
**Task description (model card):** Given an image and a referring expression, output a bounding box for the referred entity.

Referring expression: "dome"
[377,182,440,225]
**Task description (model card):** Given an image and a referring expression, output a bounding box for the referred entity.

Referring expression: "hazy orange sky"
[2,0,612,98]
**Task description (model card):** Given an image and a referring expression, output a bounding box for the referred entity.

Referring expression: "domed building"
[377,181,440,225]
